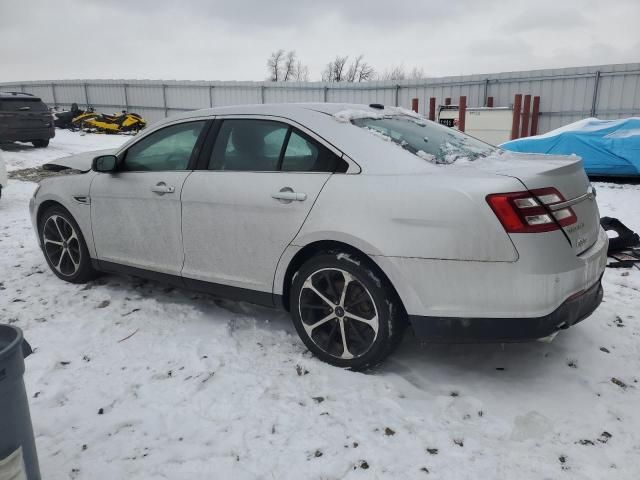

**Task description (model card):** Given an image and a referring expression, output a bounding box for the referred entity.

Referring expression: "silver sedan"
[30,103,607,369]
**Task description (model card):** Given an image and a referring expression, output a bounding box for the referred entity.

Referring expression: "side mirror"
[92,154,118,173]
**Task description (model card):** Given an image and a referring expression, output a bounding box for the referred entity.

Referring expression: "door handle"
[272,187,307,203]
[151,182,175,195]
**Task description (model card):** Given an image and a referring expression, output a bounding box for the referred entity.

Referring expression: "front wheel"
[290,252,406,370]
[32,139,49,148]
[38,206,98,283]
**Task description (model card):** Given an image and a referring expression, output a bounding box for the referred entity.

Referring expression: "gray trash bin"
[0,325,40,480]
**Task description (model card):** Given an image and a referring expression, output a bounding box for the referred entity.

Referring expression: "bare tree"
[346,55,363,82]
[334,56,348,82]
[380,65,425,81]
[409,66,426,79]
[283,51,297,82]
[267,49,285,81]
[324,55,374,83]
[381,65,407,81]
[356,61,375,82]
[294,61,310,81]
[268,50,310,82]
[322,55,349,82]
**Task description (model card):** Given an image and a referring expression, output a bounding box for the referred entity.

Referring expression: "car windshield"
[351,114,498,164]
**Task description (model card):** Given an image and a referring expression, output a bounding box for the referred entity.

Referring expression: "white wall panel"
[3,63,638,134]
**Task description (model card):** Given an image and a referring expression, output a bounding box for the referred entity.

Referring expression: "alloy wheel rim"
[43,215,81,277]
[298,268,379,360]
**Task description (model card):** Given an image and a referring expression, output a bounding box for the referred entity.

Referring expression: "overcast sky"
[1,0,639,82]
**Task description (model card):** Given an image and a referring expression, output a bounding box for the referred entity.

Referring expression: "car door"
[181,117,347,302]
[90,119,208,275]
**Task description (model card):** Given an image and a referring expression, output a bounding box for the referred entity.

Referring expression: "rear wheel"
[290,252,406,370]
[38,206,98,283]
[32,139,49,148]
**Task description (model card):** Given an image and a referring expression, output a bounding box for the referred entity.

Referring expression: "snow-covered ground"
[1,129,128,172]
[1,131,640,479]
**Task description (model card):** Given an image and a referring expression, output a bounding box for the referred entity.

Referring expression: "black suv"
[0,92,55,148]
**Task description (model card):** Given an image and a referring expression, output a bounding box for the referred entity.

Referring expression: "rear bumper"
[0,126,55,142]
[375,226,608,319]
[410,277,603,342]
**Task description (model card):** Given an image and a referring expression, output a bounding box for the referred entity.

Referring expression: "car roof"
[167,102,398,119]
[0,91,42,101]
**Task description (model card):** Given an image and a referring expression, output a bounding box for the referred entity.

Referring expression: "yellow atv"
[72,109,146,134]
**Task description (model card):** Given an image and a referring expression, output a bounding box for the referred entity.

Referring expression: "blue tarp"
[501,117,640,177]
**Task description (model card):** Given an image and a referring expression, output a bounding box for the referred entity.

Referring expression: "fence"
[2,63,639,134]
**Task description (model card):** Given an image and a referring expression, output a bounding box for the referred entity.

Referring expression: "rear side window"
[282,130,347,172]
[209,119,348,173]
[209,119,287,171]
[0,99,48,112]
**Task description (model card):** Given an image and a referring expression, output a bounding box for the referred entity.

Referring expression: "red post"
[521,94,531,138]
[428,97,436,121]
[411,98,419,113]
[511,93,522,140]
[445,97,451,106]
[530,96,540,136]
[458,96,466,132]
[487,96,494,107]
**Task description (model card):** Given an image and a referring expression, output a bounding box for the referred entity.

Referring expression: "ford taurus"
[30,103,607,370]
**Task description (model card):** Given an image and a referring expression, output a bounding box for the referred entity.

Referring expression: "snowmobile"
[71,110,146,134]
[53,103,88,129]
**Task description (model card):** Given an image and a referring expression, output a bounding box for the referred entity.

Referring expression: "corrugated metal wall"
[2,63,639,134]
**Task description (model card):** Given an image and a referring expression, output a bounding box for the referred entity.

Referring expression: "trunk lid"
[486,153,600,255]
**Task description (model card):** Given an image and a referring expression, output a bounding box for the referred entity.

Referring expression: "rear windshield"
[0,98,48,112]
[351,115,497,164]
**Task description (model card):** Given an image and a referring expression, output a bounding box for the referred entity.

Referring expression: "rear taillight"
[486,187,577,233]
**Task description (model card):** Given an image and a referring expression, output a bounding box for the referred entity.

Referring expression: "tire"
[38,205,98,283]
[290,251,407,370]
[32,139,49,148]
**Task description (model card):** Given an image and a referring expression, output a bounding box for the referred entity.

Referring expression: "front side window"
[122,121,206,172]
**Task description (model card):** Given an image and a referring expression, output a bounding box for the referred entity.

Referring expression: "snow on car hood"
[42,148,116,172]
